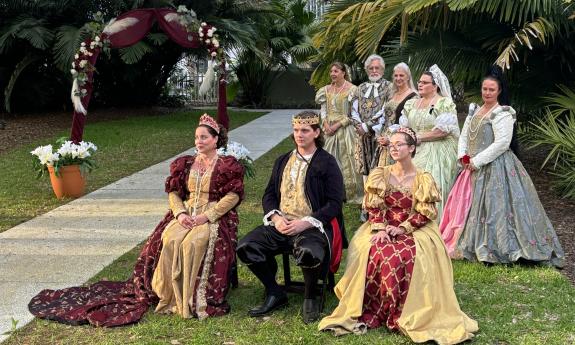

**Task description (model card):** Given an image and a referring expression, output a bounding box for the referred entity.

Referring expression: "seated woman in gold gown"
[319,127,478,344]
[28,114,244,327]
[152,114,245,319]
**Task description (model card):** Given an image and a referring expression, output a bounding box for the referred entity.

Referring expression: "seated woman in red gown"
[28,114,244,326]
[319,127,478,344]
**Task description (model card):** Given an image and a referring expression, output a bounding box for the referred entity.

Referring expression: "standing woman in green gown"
[399,65,459,221]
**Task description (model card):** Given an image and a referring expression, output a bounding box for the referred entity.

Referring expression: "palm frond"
[3,54,41,113]
[543,84,575,117]
[118,41,153,64]
[147,32,168,46]
[0,16,53,53]
[52,24,90,72]
[495,17,555,69]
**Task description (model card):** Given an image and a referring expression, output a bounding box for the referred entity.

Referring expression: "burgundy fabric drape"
[70,8,227,142]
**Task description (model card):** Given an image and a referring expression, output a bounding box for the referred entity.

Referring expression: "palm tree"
[0,0,272,112]
[228,0,319,107]
[311,0,575,113]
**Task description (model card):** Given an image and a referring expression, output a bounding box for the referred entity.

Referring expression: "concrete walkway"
[0,109,300,342]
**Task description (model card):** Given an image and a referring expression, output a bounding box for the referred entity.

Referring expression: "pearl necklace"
[468,103,499,141]
[329,81,347,109]
[191,154,217,217]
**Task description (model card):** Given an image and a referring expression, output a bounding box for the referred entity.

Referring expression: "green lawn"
[0,109,266,233]
[4,134,575,345]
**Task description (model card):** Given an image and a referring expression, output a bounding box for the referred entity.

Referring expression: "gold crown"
[292,114,320,126]
[397,126,417,141]
[199,113,220,133]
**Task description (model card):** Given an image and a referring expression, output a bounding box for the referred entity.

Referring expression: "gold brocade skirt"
[324,123,364,203]
[151,201,218,319]
[319,222,478,344]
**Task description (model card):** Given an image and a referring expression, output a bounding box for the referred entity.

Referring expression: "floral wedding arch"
[69,6,227,142]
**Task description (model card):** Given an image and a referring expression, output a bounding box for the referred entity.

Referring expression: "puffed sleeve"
[399,171,441,233]
[315,86,327,120]
[165,156,193,199]
[349,86,362,125]
[215,156,245,200]
[432,97,460,137]
[362,167,389,229]
[399,99,416,127]
[362,167,388,209]
[470,106,516,168]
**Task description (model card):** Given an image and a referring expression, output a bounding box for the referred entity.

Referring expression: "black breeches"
[237,225,328,298]
[237,225,327,268]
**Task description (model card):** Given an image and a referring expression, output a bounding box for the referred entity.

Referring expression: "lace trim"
[195,221,219,320]
[263,209,282,226]
[300,216,324,234]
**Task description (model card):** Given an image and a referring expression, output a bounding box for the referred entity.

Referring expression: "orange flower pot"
[47,165,86,199]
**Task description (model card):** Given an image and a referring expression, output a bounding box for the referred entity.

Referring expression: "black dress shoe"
[302,298,320,324]
[248,294,288,317]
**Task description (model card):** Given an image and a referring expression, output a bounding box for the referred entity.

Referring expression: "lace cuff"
[301,216,325,234]
[205,208,218,223]
[263,209,283,226]
[433,112,460,136]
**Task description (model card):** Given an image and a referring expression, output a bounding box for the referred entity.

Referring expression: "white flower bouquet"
[31,138,98,177]
[217,141,255,178]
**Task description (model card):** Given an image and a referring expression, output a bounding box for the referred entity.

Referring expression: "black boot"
[248,293,288,317]
[245,261,287,317]
[302,298,320,324]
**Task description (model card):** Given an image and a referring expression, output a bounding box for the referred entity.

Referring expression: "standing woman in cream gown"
[400,65,459,220]
[316,62,363,203]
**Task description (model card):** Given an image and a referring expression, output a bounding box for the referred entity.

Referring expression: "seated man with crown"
[237,110,346,324]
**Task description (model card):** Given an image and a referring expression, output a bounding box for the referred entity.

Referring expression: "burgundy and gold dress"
[319,166,478,344]
[28,155,244,326]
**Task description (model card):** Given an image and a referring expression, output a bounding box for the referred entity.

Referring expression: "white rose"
[201,22,206,27]
[199,32,204,37]
[81,42,86,47]
[205,39,210,44]
[79,60,88,68]
[94,36,100,42]
[70,69,77,75]
[74,54,79,59]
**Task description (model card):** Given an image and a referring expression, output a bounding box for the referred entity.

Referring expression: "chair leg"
[282,252,291,287]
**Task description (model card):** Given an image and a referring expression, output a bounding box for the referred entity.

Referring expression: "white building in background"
[305,0,329,20]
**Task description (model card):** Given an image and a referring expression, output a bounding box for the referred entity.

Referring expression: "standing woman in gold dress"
[316,62,363,203]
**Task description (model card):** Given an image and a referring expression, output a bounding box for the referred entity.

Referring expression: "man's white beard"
[368,74,382,82]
